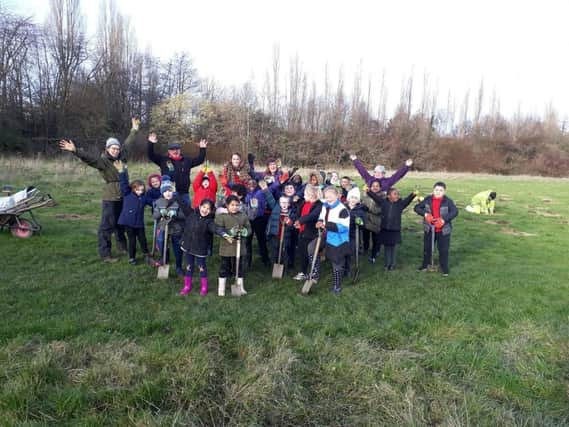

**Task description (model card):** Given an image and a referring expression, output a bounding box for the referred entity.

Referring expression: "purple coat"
[353,159,409,191]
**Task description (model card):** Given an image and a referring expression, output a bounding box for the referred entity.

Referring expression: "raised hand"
[258,180,268,191]
[349,154,357,161]
[148,132,158,144]
[405,158,413,167]
[114,160,125,172]
[59,139,76,152]
[131,118,140,131]
[199,139,208,148]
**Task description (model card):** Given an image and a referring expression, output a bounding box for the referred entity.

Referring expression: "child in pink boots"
[178,199,232,296]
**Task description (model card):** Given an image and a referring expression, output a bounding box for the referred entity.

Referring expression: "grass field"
[1,157,568,426]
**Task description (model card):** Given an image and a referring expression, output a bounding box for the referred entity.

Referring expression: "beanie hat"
[347,187,361,202]
[160,181,174,195]
[374,165,386,174]
[168,142,182,150]
[106,138,120,149]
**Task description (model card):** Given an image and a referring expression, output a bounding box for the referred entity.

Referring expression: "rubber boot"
[200,277,208,296]
[237,277,247,295]
[218,278,226,296]
[179,276,192,295]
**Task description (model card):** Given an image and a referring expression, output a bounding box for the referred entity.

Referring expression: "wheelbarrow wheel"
[11,219,33,238]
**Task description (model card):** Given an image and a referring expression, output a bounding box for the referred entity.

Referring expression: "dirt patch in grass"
[54,213,97,221]
[485,220,510,225]
[541,198,552,203]
[500,227,536,237]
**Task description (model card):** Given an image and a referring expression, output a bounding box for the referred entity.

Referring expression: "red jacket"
[192,170,218,208]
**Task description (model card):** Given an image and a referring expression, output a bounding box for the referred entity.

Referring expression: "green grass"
[1,158,568,425]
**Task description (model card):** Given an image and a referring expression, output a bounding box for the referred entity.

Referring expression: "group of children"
[113,157,460,297]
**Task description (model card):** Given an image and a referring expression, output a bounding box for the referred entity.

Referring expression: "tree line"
[2,1,568,176]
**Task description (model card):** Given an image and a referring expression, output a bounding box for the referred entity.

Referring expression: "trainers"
[102,256,119,263]
[129,258,137,265]
[293,272,306,281]
[442,272,449,277]
[368,256,376,264]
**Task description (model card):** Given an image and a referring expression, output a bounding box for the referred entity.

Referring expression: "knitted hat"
[105,138,120,149]
[347,187,361,202]
[160,181,174,195]
[168,142,182,150]
[374,165,386,174]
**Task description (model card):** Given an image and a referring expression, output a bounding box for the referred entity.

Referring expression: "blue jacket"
[245,186,268,221]
[145,187,162,206]
[263,188,297,238]
[118,172,153,228]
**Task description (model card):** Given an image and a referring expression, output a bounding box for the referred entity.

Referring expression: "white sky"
[7,0,569,120]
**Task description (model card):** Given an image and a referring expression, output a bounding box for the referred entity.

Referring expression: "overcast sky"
[7,0,569,120]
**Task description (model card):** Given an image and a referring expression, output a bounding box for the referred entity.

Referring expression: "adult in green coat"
[466,190,497,215]
[59,118,140,262]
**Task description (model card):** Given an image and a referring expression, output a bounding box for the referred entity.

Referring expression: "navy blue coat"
[118,172,153,228]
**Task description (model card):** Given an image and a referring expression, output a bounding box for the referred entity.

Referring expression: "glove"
[355,217,364,226]
[362,184,369,193]
[247,153,255,165]
[425,213,434,224]
[434,217,445,228]
[228,226,239,237]
[239,228,249,238]
[264,176,274,184]
[167,209,177,218]
[159,208,168,217]
[222,233,234,244]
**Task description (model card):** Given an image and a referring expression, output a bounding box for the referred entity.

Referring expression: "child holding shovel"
[178,199,233,296]
[258,180,297,276]
[316,186,351,294]
[214,195,252,296]
[153,180,186,276]
[414,182,458,276]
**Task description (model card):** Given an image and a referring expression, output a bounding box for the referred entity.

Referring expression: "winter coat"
[319,199,351,264]
[72,129,138,201]
[214,211,251,257]
[145,187,162,206]
[180,207,224,257]
[360,191,382,233]
[296,200,323,240]
[353,159,409,191]
[245,186,268,221]
[117,172,154,228]
[192,170,218,208]
[152,195,186,237]
[414,195,458,235]
[471,190,496,215]
[263,188,297,238]
[367,191,415,232]
[147,143,206,194]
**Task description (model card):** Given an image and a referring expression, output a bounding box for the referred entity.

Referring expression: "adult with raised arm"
[147,133,207,207]
[59,118,140,262]
[350,154,413,192]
